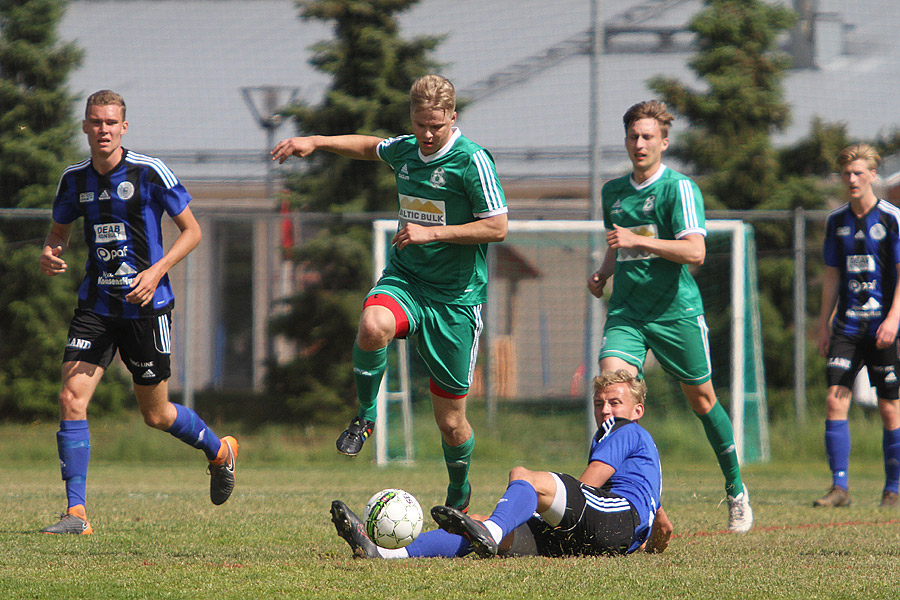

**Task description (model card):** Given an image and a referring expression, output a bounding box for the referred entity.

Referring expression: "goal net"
[372,219,769,466]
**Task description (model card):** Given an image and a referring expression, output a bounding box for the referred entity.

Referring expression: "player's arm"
[640,507,673,554]
[271,134,384,163]
[875,263,900,349]
[392,213,507,249]
[817,265,840,357]
[40,220,72,276]
[125,206,202,306]
[606,226,706,265]
[588,247,617,298]
[578,459,615,489]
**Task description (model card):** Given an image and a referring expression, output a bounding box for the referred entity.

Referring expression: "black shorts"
[63,308,172,385]
[826,332,900,400]
[522,473,639,557]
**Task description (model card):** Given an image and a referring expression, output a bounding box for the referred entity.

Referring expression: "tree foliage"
[266,0,440,420]
[0,0,129,419]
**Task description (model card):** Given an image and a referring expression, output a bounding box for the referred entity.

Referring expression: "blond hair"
[838,143,881,171]
[410,75,456,114]
[623,100,674,138]
[85,90,126,119]
[593,370,647,406]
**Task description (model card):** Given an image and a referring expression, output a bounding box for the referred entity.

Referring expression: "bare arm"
[607,226,706,265]
[875,263,900,349]
[588,246,618,298]
[640,507,673,553]
[817,266,840,357]
[271,134,384,163]
[125,206,202,306]
[392,213,507,249]
[40,221,73,276]
[578,459,615,489]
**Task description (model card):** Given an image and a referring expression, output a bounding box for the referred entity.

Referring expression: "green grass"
[3,408,900,599]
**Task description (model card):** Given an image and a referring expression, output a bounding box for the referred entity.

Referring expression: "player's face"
[625,118,668,180]
[593,383,644,425]
[841,159,877,202]
[83,104,127,159]
[411,107,456,156]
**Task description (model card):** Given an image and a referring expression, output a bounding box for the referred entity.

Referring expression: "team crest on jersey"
[79,192,94,203]
[429,167,447,188]
[398,194,446,227]
[117,181,135,200]
[870,223,886,241]
[398,164,410,181]
[642,195,656,213]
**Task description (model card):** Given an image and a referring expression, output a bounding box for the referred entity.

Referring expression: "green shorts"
[367,275,483,396]
[599,313,712,385]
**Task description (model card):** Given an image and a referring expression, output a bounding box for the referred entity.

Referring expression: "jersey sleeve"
[823,214,840,268]
[589,421,637,470]
[376,135,409,169]
[51,173,80,225]
[671,177,706,239]
[145,158,192,217]
[463,148,507,217]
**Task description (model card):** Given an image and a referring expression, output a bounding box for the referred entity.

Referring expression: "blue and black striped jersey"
[824,199,900,337]
[52,149,192,319]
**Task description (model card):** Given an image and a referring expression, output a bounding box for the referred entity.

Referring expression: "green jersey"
[377,128,507,305]
[601,165,706,321]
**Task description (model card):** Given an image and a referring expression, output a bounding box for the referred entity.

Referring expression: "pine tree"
[0,0,129,419]
[266,0,440,420]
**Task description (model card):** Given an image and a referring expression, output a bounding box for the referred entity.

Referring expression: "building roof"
[60,0,900,186]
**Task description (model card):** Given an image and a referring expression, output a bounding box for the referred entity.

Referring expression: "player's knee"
[509,466,533,483]
[357,311,394,350]
[139,406,169,430]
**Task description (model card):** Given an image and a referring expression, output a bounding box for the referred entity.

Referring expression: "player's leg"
[125,313,237,505]
[420,302,482,511]
[42,361,105,535]
[598,315,647,377]
[43,310,115,535]
[866,343,900,506]
[815,334,861,507]
[338,282,417,456]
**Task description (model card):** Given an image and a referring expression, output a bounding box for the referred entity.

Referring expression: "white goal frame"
[371,219,769,466]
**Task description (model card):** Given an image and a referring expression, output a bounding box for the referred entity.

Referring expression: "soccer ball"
[363,488,424,549]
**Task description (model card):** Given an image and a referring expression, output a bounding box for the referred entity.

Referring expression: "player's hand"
[606,224,639,250]
[40,245,67,276]
[125,266,163,306]
[641,507,673,554]
[816,321,831,358]
[392,223,434,249]
[875,319,899,349]
[588,270,609,298]
[271,137,317,164]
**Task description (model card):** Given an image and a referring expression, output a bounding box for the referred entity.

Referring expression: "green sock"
[352,343,386,422]
[696,401,744,497]
[442,435,474,506]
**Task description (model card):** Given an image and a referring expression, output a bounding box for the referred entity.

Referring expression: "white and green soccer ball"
[363,488,424,549]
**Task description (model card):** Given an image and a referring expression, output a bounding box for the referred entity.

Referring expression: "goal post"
[371,219,769,465]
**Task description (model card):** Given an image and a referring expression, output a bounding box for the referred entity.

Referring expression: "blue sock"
[166,404,221,460]
[58,420,90,509]
[485,479,539,540]
[825,419,850,489]
[404,529,472,558]
[883,427,900,494]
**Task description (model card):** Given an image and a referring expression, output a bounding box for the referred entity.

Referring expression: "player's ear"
[632,402,645,420]
[122,120,128,134]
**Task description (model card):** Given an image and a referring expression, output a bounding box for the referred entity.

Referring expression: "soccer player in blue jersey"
[273,75,508,512]
[330,370,672,559]
[814,143,900,509]
[587,100,752,533]
[38,90,238,534]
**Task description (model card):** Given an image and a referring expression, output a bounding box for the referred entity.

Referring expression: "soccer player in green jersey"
[272,75,508,512]
[587,100,752,533]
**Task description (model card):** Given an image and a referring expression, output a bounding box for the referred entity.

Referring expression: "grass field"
[2,406,900,599]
